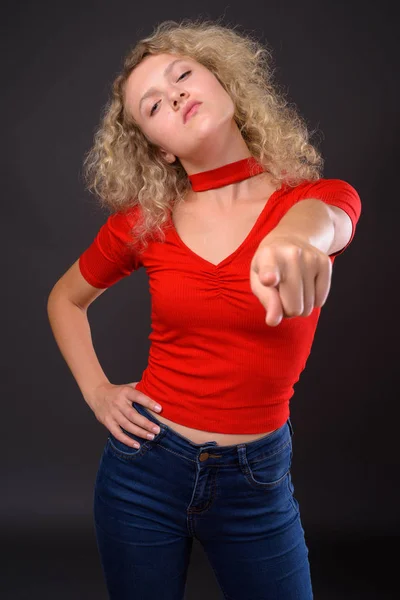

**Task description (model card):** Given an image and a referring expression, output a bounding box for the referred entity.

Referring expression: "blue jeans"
[93,402,313,599]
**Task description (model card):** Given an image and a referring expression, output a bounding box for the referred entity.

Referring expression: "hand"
[250,231,332,327]
[89,382,163,448]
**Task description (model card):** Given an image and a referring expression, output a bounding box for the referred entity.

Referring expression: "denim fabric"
[93,402,313,599]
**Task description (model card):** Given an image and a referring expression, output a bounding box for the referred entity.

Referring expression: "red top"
[78,178,362,433]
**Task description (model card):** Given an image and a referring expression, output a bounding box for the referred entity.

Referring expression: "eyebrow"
[138,58,186,112]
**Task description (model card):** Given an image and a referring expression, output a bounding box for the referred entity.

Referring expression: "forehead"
[125,54,189,99]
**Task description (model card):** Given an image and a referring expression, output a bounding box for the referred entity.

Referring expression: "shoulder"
[281,178,362,221]
[287,177,360,199]
[101,203,143,243]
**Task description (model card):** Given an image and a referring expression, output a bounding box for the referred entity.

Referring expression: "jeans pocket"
[286,468,300,514]
[240,437,293,490]
[107,429,152,462]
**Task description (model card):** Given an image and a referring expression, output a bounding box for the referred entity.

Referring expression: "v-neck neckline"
[168,184,285,269]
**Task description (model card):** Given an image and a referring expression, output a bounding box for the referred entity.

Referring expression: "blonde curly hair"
[83,17,324,252]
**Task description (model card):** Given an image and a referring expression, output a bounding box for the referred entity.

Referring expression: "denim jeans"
[93,402,313,599]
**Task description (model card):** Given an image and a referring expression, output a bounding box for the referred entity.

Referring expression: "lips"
[183,101,201,123]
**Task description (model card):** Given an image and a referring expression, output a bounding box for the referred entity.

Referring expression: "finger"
[124,386,163,413]
[109,424,141,448]
[278,252,304,318]
[116,414,159,447]
[254,278,283,326]
[315,255,332,307]
[265,287,284,326]
[302,268,315,316]
[300,253,318,316]
[259,264,281,287]
[121,405,160,436]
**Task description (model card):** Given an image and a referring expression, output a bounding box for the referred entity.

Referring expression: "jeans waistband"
[132,402,293,464]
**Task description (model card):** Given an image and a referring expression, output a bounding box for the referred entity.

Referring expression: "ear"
[159,148,177,164]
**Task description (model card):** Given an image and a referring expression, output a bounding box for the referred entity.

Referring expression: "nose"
[172,91,188,109]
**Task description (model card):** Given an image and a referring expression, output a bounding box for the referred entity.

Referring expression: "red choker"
[188,156,266,192]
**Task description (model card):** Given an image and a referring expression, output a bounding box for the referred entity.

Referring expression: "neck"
[178,126,268,207]
[185,158,268,208]
[191,174,269,210]
[180,121,252,176]
[183,152,253,176]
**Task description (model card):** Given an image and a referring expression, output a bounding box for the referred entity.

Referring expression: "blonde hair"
[83,17,324,252]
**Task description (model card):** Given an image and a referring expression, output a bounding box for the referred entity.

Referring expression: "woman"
[47,18,361,600]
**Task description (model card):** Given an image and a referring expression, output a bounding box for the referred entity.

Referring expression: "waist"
[144,406,279,446]
[135,376,292,437]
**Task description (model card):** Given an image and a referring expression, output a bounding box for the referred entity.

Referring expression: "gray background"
[2,0,398,597]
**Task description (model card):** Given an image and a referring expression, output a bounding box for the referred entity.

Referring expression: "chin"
[194,116,225,140]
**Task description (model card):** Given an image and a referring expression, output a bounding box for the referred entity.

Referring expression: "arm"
[251,199,354,326]
[48,207,142,408]
[262,198,353,255]
[47,259,110,410]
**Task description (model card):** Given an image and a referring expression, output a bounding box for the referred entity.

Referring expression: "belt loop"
[287,417,294,437]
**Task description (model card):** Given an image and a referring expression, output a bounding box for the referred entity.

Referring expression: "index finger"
[252,276,283,326]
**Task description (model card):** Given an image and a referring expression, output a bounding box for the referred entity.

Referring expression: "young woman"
[47,18,361,600]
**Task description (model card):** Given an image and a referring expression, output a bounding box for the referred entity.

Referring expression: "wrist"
[82,380,112,411]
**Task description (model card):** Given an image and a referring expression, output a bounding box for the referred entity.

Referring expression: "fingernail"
[154,404,162,412]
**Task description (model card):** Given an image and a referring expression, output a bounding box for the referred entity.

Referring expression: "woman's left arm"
[250,199,353,327]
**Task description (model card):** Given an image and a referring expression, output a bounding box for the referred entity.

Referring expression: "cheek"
[221,88,235,111]
[210,85,234,116]
[142,115,174,145]
[155,113,179,143]
[208,75,233,101]
[148,115,183,151]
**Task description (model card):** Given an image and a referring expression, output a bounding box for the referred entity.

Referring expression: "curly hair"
[83,17,324,253]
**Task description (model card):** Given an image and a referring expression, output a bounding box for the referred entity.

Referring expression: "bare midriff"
[146,172,282,446]
[146,407,278,446]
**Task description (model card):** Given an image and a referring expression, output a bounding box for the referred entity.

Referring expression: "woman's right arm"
[46,258,162,447]
[47,258,110,410]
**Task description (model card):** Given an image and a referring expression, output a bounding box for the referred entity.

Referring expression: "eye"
[149,70,191,116]
[150,101,160,116]
[177,70,191,81]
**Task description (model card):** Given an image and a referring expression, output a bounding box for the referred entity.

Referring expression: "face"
[124,53,235,164]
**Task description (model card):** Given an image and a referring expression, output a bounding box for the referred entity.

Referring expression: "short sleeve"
[292,178,362,258]
[78,206,143,288]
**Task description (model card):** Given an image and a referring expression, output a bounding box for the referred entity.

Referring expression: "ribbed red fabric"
[79,178,361,433]
[188,156,265,191]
